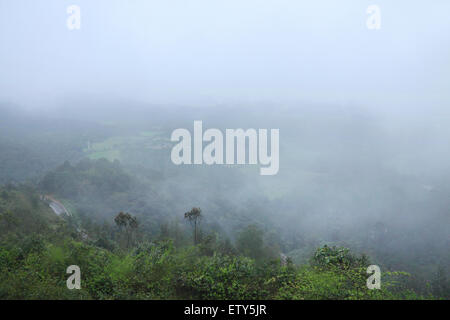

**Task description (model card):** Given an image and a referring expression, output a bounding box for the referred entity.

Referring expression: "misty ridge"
[0,97,449,300]
[0,99,448,267]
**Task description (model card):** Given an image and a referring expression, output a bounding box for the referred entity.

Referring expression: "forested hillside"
[0,185,433,299]
[0,104,448,300]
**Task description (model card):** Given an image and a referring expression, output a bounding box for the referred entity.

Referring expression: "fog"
[1,0,450,108]
[0,0,449,294]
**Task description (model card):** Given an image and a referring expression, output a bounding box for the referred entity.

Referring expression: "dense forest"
[0,103,448,300]
[0,183,436,299]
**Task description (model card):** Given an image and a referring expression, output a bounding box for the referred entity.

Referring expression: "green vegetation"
[0,184,443,300]
[0,106,448,300]
[84,131,169,162]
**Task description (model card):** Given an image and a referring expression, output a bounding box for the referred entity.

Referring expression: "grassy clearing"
[84,130,166,161]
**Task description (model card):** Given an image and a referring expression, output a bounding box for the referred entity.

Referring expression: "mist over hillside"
[1,101,448,291]
[0,0,449,301]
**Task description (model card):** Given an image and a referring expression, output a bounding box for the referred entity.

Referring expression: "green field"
[84,130,168,161]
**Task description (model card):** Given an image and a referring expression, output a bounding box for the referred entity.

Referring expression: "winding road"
[43,195,71,216]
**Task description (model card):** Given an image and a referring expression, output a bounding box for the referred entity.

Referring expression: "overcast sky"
[0,0,449,110]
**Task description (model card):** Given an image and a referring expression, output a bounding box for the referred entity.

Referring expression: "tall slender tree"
[184,207,202,245]
[114,211,138,248]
